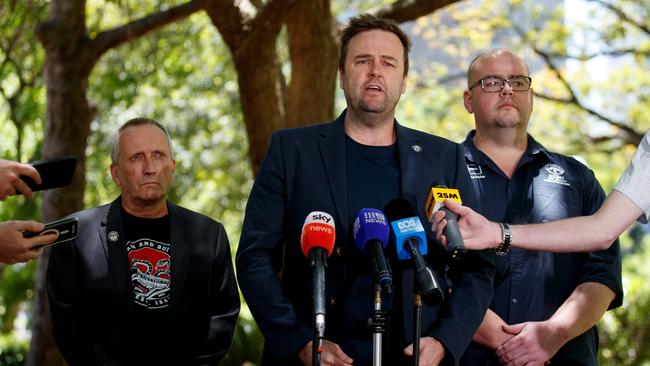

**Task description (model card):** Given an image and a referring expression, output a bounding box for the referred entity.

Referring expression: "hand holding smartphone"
[18,156,77,193]
[23,217,79,248]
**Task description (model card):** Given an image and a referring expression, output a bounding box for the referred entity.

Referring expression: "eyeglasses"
[469,75,532,93]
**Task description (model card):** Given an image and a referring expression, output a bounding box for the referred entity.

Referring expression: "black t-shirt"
[121,208,172,363]
[343,135,402,365]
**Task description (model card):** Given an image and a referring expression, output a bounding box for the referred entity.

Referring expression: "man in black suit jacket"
[47,118,240,365]
[237,14,494,366]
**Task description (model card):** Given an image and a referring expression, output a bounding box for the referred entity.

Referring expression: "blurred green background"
[1,0,648,365]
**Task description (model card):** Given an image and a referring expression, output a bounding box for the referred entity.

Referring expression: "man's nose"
[368,59,382,77]
[500,81,514,96]
[142,157,156,174]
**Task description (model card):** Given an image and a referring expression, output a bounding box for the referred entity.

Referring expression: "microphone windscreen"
[353,208,390,251]
[301,211,336,257]
[383,195,418,222]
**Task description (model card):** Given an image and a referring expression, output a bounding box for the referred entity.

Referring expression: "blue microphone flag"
[353,208,390,251]
[390,217,428,260]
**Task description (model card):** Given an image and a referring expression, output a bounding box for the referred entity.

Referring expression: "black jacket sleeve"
[47,233,114,366]
[193,223,241,364]
[236,131,313,361]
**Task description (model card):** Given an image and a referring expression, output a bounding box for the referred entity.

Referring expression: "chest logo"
[543,163,570,186]
[467,163,485,179]
[108,231,119,242]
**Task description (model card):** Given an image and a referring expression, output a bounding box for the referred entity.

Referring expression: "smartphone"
[23,216,79,248]
[19,155,77,192]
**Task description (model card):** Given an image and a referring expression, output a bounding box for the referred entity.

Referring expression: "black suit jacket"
[237,111,495,365]
[47,198,240,365]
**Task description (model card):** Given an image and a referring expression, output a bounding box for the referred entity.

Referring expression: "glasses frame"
[469,75,532,93]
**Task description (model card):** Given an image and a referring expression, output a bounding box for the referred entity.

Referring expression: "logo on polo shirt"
[467,163,485,179]
[543,163,570,186]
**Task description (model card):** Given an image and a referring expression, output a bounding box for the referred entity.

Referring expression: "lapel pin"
[411,144,422,153]
[108,231,119,242]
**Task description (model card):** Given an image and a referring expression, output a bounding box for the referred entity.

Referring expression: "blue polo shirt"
[459,131,623,366]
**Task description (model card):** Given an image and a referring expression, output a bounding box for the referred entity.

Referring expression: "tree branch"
[542,48,650,61]
[205,0,297,57]
[371,0,461,23]
[89,0,203,63]
[243,0,297,51]
[508,24,643,145]
[589,0,650,36]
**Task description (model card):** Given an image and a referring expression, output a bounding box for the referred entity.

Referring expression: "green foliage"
[0,333,28,366]
[0,0,47,161]
[221,306,264,366]
[599,233,650,365]
[1,0,650,364]
[0,262,36,334]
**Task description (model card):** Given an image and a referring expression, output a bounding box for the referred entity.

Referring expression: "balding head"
[467,49,530,88]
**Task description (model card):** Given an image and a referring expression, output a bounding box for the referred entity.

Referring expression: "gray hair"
[111,117,174,163]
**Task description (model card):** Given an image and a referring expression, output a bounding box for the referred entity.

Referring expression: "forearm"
[546,282,615,344]
[509,190,640,252]
[472,309,512,349]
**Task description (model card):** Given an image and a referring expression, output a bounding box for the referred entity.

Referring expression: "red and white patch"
[127,238,171,309]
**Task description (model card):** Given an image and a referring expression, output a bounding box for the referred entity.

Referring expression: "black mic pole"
[413,293,422,366]
[311,249,327,366]
[404,239,422,366]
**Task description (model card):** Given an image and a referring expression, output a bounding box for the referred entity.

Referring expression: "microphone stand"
[413,293,422,366]
[369,284,388,366]
[404,239,424,366]
[311,249,327,366]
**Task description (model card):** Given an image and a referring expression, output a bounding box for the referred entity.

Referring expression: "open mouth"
[365,83,383,93]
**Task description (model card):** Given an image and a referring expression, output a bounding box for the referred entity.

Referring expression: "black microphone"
[425,184,467,262]
[384,196,444,307]
[353,208,393,295]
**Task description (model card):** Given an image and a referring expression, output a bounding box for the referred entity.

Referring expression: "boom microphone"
[425,184,467,261]
[384,197,444,307]
[353,208,393,296]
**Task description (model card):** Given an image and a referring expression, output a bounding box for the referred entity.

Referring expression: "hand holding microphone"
[353,208,393,296]
[425,184,467,262]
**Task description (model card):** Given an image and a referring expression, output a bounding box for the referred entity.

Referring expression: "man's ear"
[463,90,474,114]
[110,164,121,187]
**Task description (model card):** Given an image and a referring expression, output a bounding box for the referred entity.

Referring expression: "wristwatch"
[495,222,511,255]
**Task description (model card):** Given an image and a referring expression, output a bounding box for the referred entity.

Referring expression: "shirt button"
[335,247,342,256]
[512,298,518,304]
[329,297,337,306]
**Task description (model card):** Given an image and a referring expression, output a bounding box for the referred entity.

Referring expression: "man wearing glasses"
[457,49,622,366]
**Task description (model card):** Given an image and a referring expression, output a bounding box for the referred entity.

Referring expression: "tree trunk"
[285,0,338,129]
[206,0,463,175]
[29,1,202,363]
[28,1,91,362]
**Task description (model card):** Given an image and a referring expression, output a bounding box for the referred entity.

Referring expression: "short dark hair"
[111,117,173,163]
[338,13,412,76]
